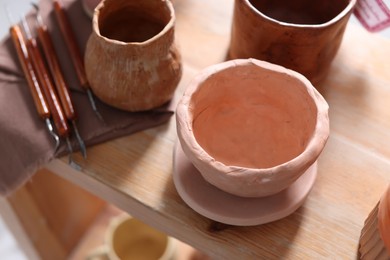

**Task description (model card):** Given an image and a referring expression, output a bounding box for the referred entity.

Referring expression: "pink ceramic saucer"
[173,143,317,226]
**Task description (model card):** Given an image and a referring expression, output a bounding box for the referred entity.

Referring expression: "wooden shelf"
[0,168,208,260]
[2,0,390,259]
[45,20,390,258]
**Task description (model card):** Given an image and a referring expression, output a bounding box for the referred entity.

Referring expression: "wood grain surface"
[46,0,390,258]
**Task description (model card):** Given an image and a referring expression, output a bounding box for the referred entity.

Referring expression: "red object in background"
[354,0,390,32]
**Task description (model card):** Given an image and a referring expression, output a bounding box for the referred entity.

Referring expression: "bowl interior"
[191,64,317,169]
[111,217,169,259]
[248,0,351,24]
[98,0,171,42]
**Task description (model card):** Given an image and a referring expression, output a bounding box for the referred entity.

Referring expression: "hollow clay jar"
[228,0,356,84]
[82,0,179,19]
[85,0,182,111]
[359,185,390,259]
[176,59,329,198]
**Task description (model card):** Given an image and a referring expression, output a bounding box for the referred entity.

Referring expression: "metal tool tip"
[31,2,44,26]
[95,110,105,124]
[45,119,60,152]
[71,121,87,159]
[31,2,39,10]
[69,160,82,171]
[86,89,105,124]
[20,15,33,39]
[53,135,60,153]
[65,137,82,170]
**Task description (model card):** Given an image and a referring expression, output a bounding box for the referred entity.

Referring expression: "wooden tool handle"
[37,25,77,121]
[53,0,89,90]
[10,26,50,119]
[26,37,70,137]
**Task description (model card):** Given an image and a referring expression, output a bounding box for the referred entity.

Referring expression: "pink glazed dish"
[176,59,329,198]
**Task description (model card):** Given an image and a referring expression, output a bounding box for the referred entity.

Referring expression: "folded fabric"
[0,0,173,196]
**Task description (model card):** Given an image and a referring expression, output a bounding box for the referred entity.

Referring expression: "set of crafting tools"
[7,1,103,169]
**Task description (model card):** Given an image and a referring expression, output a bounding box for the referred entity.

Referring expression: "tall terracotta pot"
[228,0,356,84]
[84,0,182,111]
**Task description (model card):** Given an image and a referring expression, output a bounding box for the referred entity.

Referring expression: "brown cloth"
[0,0,173,196]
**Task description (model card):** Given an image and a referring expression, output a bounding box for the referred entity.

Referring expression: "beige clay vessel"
[176,59,329,198]
[85,0,182,111]
[106,214,176,260]
[87,214,176,260]
[82,0,179,18]
[359,185,390,259]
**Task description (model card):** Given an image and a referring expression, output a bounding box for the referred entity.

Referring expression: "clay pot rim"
[244,0,357,28]
[92,0,175,46]
[176,58,329,177]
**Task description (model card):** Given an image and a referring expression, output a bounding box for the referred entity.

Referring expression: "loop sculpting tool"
[8,16,61,151]
[8,7,82,170]
[20,15,83,169]
[53,0,105,123]
[32,5,87,159]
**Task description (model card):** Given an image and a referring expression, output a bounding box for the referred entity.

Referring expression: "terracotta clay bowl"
[176,59,329,198]
[359,185,390,259]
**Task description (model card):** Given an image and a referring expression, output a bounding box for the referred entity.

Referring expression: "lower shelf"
[69,204,211,260]
[0,168,210,260]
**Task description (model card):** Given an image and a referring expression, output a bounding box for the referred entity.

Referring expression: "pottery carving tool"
[8,10,81,169]
[21,16,69,139]
[31,5,87,159]
[53,0,105,123]
[7,12,60,151]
